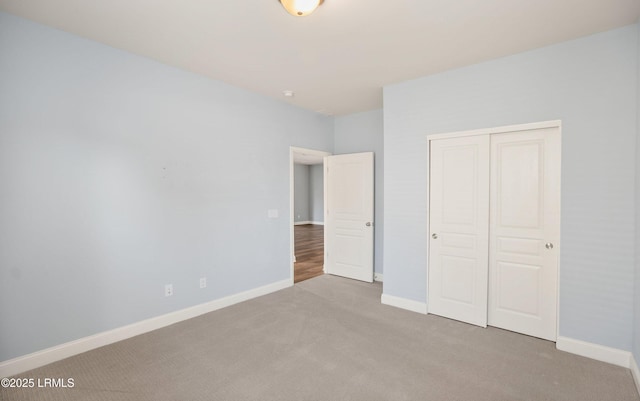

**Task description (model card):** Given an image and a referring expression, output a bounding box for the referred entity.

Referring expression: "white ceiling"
[1,0,638,116]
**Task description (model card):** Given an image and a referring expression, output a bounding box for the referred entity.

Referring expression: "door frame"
[425,120,562,339]
[289,146,331,285]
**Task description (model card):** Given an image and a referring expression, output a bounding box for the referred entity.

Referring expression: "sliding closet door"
[488,128,560,341]
[428,135,490,327]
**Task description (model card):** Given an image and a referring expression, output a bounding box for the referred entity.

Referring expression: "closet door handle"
[545,243,554,250]
[432,233,438,239]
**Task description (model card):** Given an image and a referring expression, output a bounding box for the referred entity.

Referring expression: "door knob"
[432,233,438,239]
[366,222,372,227]
[545,243,554,249]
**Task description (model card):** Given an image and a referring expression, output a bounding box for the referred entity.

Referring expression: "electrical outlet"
[199,277,207,289]
[165,284,173,297]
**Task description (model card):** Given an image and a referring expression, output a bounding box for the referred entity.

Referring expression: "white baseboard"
[631,354,640,396]
[556,336,632,368]
[374,273,383,282]
[0,279,292,378]
[381,294,427,314]
[294,221,324,226]
[556,337,640,396]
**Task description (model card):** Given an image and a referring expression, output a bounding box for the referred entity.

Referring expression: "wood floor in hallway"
[294,224,324,283]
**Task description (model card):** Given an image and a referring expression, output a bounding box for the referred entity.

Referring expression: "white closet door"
[428,135,490,327]
[488,128,560,341]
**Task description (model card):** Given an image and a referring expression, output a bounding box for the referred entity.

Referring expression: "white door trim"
[290,147,331,284]
[427,120,562,141]
[425,120,562,342]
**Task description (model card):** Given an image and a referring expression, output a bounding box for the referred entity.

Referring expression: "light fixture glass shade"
[280,0,322,16]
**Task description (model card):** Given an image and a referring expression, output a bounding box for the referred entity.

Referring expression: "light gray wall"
[334,109,384,275]
[294,163,323,223]
[310,164,324,223]
[0,12,333,362]
[383,25,637,351]
[294,164,310,222]
[635,22,640,365]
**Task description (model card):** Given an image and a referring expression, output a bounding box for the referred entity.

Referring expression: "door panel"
[495,261,541,316]
[488,128,560,341]
[428,135,490,327]
[325,152,374,282]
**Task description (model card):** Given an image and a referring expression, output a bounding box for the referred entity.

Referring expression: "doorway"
[290,147,376,284]
[290,147,330,283]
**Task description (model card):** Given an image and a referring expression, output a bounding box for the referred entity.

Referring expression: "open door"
[325,152,374,282]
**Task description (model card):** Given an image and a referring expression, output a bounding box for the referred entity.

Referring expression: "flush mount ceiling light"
[278,0,324,17]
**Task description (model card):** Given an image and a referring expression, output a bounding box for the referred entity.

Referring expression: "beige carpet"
[2,275,638,401]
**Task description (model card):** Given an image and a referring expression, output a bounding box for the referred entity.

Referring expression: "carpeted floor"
[2,275,638,400]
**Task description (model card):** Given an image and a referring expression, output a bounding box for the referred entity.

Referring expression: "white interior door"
[428,135,490,327]
[325,152,374,282]
[488,128,560,341]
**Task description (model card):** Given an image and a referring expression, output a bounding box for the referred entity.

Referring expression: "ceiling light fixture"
[278,0,324,17]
